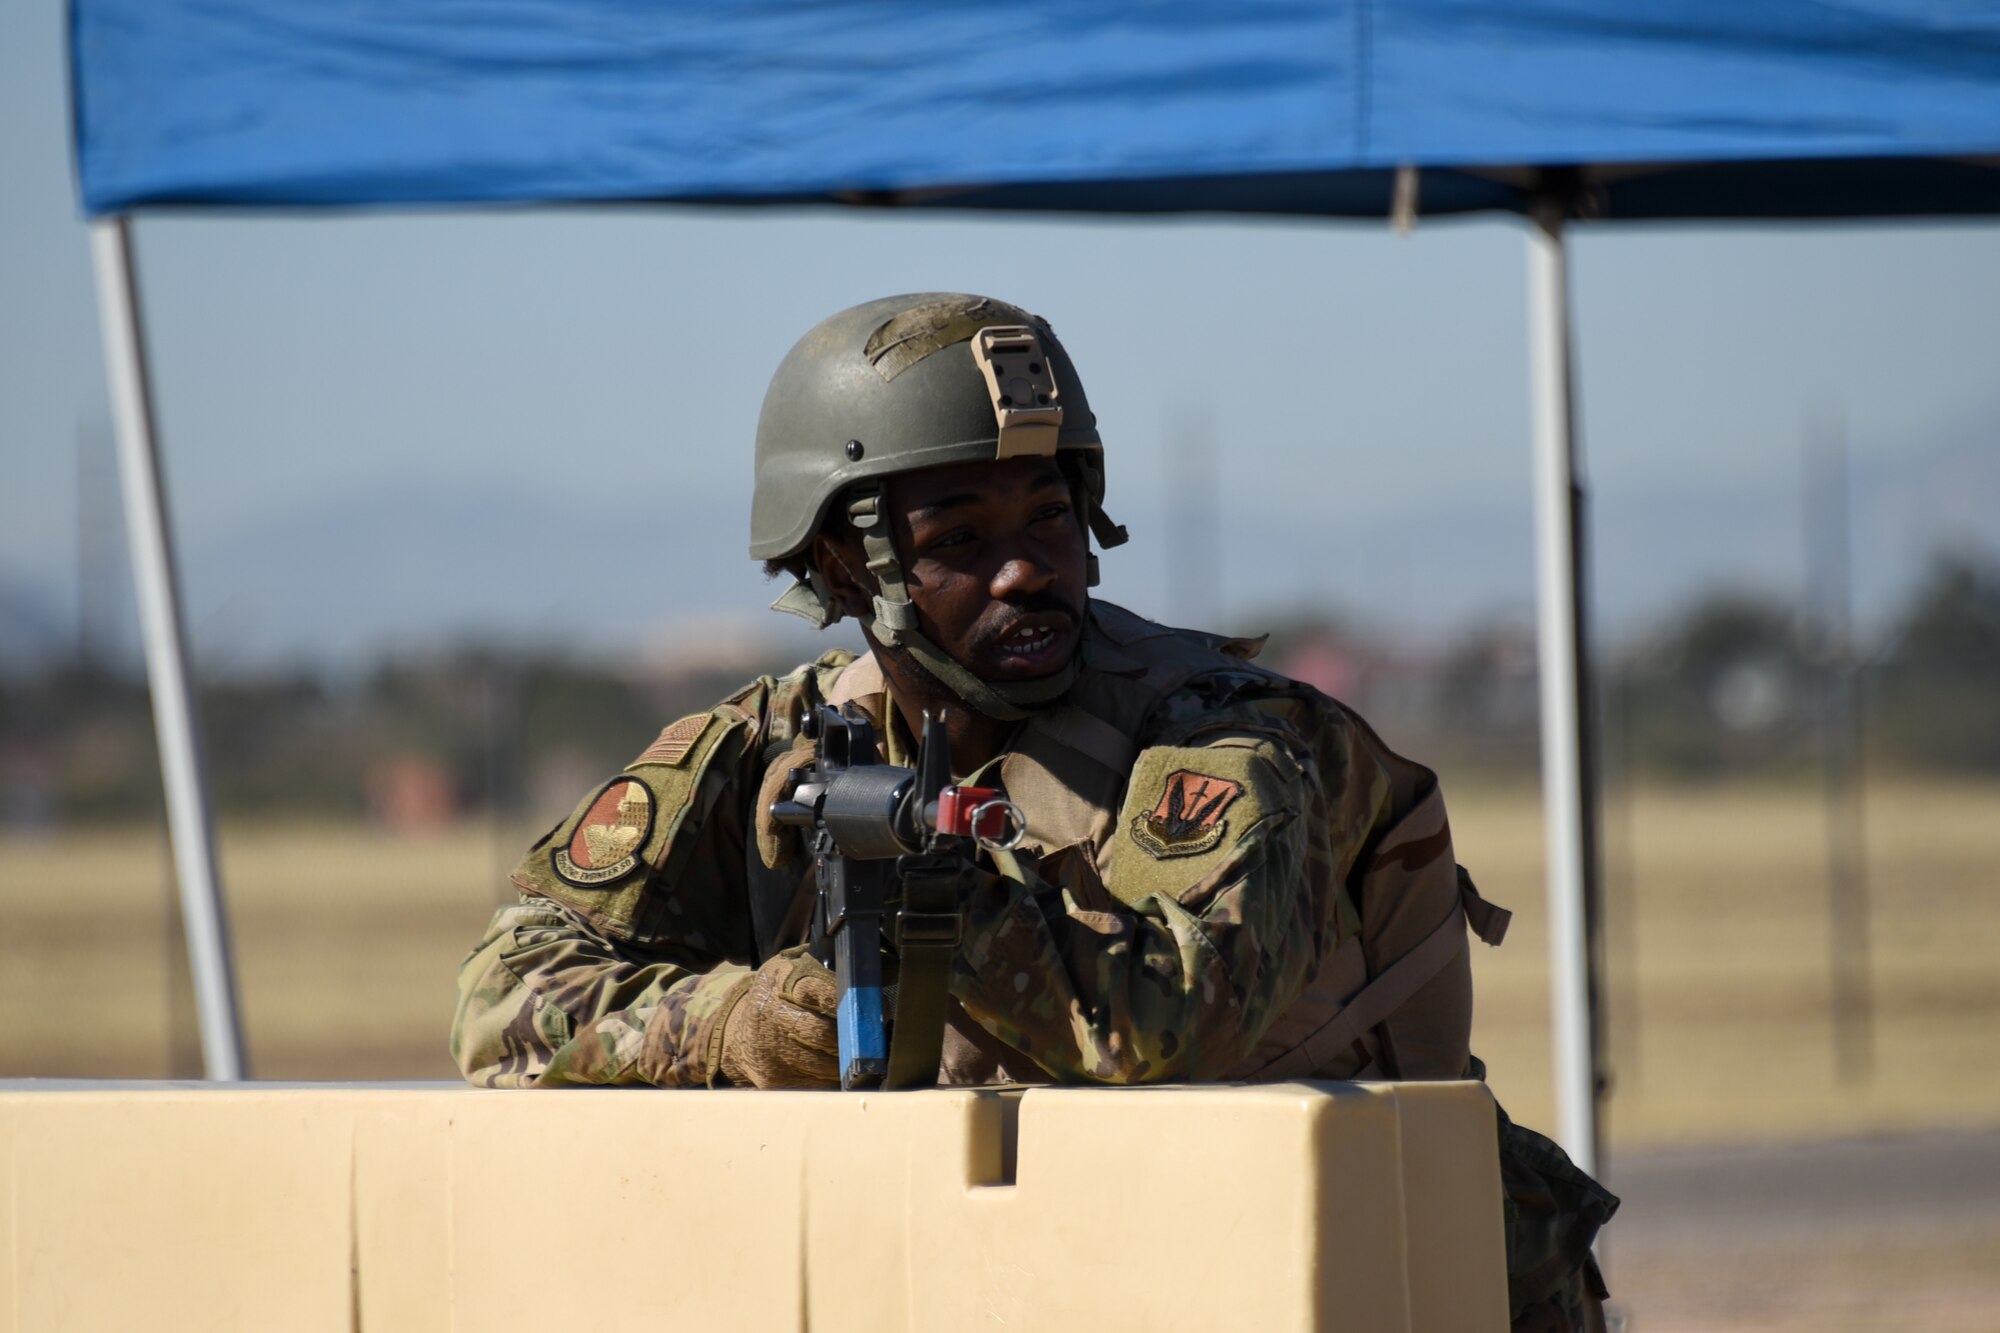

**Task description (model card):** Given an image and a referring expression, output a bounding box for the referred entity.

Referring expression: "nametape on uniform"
[630,714,713,768]
[1130,769,1242,860]
[551,777,655,888]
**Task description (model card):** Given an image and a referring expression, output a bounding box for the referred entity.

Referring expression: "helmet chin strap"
[847,485,1078,723]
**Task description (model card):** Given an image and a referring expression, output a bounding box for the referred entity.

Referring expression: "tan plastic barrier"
[0,1079,1506,1332]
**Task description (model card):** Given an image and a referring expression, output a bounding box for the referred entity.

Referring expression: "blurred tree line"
[1214,544,1998,784]
[1614,548,2000,778]
[3,547,1996,829]
[0,649,756,829]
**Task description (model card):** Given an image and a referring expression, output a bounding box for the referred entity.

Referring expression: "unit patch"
[630,713,712,768]
[551,777,655,887]
[1129,769,1243,860]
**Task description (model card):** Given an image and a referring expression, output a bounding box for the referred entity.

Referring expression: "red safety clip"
[934,785,1004,841]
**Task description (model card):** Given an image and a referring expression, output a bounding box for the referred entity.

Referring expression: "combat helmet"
[751,293,1127,720]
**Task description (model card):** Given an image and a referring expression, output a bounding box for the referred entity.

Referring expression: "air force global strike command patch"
[1131,768,1243,860]
[551,777,656,888]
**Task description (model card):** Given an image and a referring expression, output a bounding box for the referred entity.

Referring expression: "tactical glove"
[711,947,841,1089]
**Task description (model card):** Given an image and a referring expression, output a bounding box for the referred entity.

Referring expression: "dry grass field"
[1457,777,2000,1149]
[3,779,1997,1150]
[5,779,1998,1327]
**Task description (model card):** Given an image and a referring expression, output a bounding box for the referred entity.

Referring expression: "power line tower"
[1165,405,1221,629]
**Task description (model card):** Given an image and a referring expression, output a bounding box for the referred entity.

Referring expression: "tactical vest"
[793,600,1508,1085]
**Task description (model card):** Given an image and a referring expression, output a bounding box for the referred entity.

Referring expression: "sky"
[5,0,1998,673]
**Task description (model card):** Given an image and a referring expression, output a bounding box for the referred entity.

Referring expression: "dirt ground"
[1606,1130,2000,1332]
[4,778,1997,1326]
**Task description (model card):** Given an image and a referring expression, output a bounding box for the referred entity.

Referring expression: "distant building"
[365,755,457,831]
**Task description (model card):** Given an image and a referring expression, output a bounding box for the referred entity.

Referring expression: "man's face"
[879,455,1089,681]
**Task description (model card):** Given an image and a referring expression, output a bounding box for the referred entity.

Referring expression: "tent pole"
[89,216,247,1082]
[1526,198,1598,1176]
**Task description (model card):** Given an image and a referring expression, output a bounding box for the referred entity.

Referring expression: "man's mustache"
[968,591,1083,652]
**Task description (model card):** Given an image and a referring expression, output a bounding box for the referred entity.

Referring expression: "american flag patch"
[630,713,712,768]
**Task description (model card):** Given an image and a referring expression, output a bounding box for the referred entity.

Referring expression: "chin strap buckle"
[971,325,1064,459]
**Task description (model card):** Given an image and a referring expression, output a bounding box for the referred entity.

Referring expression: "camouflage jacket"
[452,600,1486,1090]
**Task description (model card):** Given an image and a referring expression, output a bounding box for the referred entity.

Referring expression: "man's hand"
[714,948,841,1089]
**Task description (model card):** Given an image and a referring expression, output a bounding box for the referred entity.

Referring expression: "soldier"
[451,293,1615,1329]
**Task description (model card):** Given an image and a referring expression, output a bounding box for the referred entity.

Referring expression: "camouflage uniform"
[461,599,1468,1087]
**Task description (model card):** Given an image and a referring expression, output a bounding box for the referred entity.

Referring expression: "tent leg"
[1526,200,1599,1175]
[89,216,247,1082]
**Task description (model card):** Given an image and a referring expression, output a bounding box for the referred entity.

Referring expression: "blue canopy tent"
[71,0,2000,1172]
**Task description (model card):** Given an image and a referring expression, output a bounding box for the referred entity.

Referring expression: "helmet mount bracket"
[970,326,1063,459]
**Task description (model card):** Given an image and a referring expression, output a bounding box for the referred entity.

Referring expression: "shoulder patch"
[630,714,713,768]
[1097,736,1298,908]
[1130,768,1243,860]
[550,777,655,888]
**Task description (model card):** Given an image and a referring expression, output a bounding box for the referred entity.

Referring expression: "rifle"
[770,704,1022,1090]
